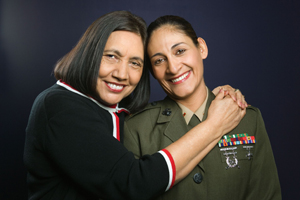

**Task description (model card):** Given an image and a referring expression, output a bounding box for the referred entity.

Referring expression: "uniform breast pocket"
[219,145,255,170]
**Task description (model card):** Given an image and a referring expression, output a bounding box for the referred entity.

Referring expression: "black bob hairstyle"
[54,11,150,113]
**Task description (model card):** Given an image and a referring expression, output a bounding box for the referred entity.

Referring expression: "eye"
[106,54,117,59]
[130,61,142,69]
[176,49,186,55]
[103,54,119,63]
[154,58,165,65]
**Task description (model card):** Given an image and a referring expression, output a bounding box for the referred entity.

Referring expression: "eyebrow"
[103,49,144,63]
[150,42,185,59]
[171,42,185,50]
[131,57,144,63]
[103,49,122,57]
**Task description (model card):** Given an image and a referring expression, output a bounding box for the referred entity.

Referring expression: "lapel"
[158,97,189,143]
[160,90,215,172]
[197,89,215,171]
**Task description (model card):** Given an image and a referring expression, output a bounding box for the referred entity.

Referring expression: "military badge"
[220,147,240,169]
[243,146,254,160]
[218,133,255,147]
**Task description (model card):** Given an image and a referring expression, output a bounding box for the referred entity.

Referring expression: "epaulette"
[126,100,163,119]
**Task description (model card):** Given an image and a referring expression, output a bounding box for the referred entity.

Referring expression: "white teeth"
[171,72,189,83]
[107,83,123,90]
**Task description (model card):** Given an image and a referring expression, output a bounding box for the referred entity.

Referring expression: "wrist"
[200,119,224,141]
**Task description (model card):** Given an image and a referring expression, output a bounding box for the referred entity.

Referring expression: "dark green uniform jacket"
[124,90,281,200]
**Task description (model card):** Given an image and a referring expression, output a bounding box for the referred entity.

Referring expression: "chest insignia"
[243,146,254,160]
[220,147,240,169]
[162,108,172,116]
[218,133,256,147]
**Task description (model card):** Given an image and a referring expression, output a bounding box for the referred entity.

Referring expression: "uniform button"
[193,173,203,184]
[151,102,157,106]
[162,108,172,116]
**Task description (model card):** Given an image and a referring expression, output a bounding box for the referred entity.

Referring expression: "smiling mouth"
[106,82,125,92]
[171,71,190,84]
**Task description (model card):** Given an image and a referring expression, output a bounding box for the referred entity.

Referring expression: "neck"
[174,83,207,113]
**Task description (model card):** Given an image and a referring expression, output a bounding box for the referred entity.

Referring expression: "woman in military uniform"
[124,15,281,200]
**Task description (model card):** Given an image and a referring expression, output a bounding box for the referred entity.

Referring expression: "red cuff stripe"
[161,149,176,190]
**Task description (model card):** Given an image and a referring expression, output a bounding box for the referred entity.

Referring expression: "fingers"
[237,94,247,109]
[217,86,248,109]
[212,85,237,102]
[227,89,241,108]
[232,89,248,109]
[212,85,233,96]
[207,94,246,135]
[213,86,248,115]
[214,88,226,100]
[212,86,222,96]
[240,106,246,118]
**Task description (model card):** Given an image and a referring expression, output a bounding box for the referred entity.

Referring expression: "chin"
[173,89,193,98]
[100,96,123,106]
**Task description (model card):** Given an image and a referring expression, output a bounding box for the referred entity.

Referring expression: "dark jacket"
[24,83,173,200]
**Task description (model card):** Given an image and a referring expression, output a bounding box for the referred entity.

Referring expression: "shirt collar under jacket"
[56,80,129,114]
[176,87,209,124]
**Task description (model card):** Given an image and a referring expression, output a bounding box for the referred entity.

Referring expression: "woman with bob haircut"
[124,15,281,200]
[24,11,246,200]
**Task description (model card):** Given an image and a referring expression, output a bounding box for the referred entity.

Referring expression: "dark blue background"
[1,0,299,199]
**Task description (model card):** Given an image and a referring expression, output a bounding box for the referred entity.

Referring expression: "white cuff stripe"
[158,150,174,191]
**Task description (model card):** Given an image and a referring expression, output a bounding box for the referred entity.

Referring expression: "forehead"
[148,26,192,50]
[105,31,144,55]
[150,25,190,41]
[151,25,184,37]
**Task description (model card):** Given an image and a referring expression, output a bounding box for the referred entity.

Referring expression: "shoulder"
[37,84,96,108]
[30,84,66,112]
[233,105,265,135]
[127,101,161,119]
[33,84,77,106]
[243,105,263,121]
[126,97,178,122]
[32,84,107,120]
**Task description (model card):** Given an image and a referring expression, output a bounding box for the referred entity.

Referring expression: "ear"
[197,37,208,59]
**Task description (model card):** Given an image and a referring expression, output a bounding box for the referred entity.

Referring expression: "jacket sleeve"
[41,92,173,199]
[246,108,282,200]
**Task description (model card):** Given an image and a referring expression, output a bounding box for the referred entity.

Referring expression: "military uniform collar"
[148,88,215,124]
[177,87,209,124]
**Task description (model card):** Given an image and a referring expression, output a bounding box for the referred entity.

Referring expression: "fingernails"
[238,101,242,107]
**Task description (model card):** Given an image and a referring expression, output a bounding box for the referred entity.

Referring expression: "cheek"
[187,51,201,65]
[129,69,143,86]
[98,65,109,78]
[152,67,165,80]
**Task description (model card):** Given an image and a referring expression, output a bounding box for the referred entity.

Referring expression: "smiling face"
[96,30,144,106]
[147,26,208,103]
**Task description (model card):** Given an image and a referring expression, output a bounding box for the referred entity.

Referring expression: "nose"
[166,58,181,74]
[112,62,128,81]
